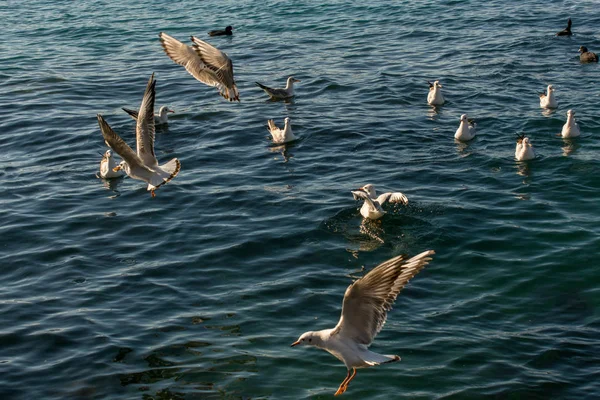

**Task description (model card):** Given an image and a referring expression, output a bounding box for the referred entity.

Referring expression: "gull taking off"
[267,117,296,144]
[99,149,124,179]
[454,114,477,142]
[539,85,557,109]
[159,32,239,101]
[427,80,445,106]
[291,250,435,396]
[122,105,175,125]
[97,73,181,197]
[256,77,300,100]
[515,134,535,161]
[561,109,580,138]
[351,184,408,220]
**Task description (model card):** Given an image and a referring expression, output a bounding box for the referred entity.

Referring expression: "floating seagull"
[267,117,296,144]
[351,184,408,220]
[159,32,240,101]
[579,46,599,63]
[97,73,181,197]
[99,149,125,179]
[539,85,557,109]
[427,80,445,106]
[208,25,233,37]
[561,109,580,138]
[122,105,175,125]
[556,18,572,36]
[515,134,535,161]
[256,77,301,100]
[454,114,477,142]
[291,250,435,396]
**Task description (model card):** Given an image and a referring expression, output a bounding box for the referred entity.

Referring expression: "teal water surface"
[1,0,600,399]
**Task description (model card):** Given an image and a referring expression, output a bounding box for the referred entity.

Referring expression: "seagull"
[256,77,301,100]
[351,184,408,220]
[427,80,445,106]
[579,46,599,63]
[99,149,125,179]
[208,25,233,36]
[267,117,296,144]
[561,109,580,138]
[539,85,557,109]
[556,18,572,36]
[122,105,175,125]
[515,134,535,161]
[291,250,435,396]
[159,32,240,101]
[454,114,477,142]
[97,73,181,197]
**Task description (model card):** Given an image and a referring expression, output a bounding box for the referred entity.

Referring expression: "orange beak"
[291,341,300,347]
[168,109,175,113]
[112,165,122,172]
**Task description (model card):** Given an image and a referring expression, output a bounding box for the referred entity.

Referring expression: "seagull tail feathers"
[362,350,401,366]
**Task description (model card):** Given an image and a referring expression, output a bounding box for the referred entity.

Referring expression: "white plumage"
[267,117,296,144]
[515,136,536,161]
[99,149,125,179]
[427,80,445,106]
[454,114,476,142]
[351,184,408,220]
[539,85,557,109]
[561,109,580,138]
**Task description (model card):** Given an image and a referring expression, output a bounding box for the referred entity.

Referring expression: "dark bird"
[556,18,572,36]
[579,46,599,63]
[208,26,233,37]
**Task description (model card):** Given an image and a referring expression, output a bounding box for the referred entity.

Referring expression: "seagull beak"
[168,109,175,113]
[291,341,300,347]
[112,166,122,172]
[294,79,301,82]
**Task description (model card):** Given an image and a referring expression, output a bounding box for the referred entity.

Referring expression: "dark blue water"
[1,0,599,399]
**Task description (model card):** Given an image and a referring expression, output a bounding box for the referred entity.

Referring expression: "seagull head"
[547,84,554,92]
[567,109,575,117]
[358,184,376,198]
[287,76,301,84]
[113,160,128,173]
[291,331,321,347]
[523,137,531,146]
[579,46,588,54]
[284,117,291,126]
[104,149,113,159]
[434,80,442,88]
[460,114,468,122]
[159,106,175,117]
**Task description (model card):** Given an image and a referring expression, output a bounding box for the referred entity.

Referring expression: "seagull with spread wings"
[351,184,409,220]
[97,73,181,197]
[291,250,435,396]
[159,32,239,101]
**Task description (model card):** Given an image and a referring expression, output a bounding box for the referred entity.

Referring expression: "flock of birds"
[95,18,596,396]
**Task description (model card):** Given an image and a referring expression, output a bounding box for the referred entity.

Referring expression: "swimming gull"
[267,117,296,144]
[122,105,175,125]
[515,134,535,161]
[208,26,233,36]
[256,77,301,100]
[97,73,181,197]
[556,18,572,36]
[159,32,240,101]
[427,80,445,106]
[454,114,477,142]
[291,250,435,396]
[579,46,599,63]
[99,149,125,179]
[561,109,580,138]
[351,184,408,220]
[539,85,557,109]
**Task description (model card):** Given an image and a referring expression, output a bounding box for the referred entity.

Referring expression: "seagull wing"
[377,192,409,205]
[190,36,239,101]
[332,250,435,345]
[97,115,147,171]
[256,82,289,98]
[351,189,378,211]
[122,107,139,120]
[136,73,158,168]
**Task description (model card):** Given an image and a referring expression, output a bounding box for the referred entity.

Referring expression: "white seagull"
[454,114,477,142]
[427,80,445,106]
[351,184,408,220]
[561,109,580,138]
[291,250,435,396]
[97,73,181,197]
[539,85,557,109]
[256,76,301,100]
[515,134,536,161]
[159,32,239,102]
[267,117,296,144]
[99,149,125,179]
[122,105,175,125]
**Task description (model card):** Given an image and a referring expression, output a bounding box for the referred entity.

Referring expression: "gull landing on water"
[122,105,175,125]
[539,85,557,109]
[291,250,435,396]
[561,109,580,138]
[267,117,296,144]
[427,80,445,105]
[159,32,239,101]
[454,114,477,142]
[351,184,408,220]
[97,73,181,197]
[256,77,300,100]
[99,149,124,179]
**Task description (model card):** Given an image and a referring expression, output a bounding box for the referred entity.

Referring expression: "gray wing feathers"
[97,115,145,170]
[136,73,157,168]
[377,192,409,205]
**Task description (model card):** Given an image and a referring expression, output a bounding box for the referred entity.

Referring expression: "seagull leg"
[334,370,352,396]
[151,190,156,198]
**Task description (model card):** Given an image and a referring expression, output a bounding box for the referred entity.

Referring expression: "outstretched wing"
[332,250,435,345]
[97,115,145,170]
[190,36,239,101]
[136,73,158,168]
[352,189,378,211]
[122,107,139,120]
[377,192,409,205]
